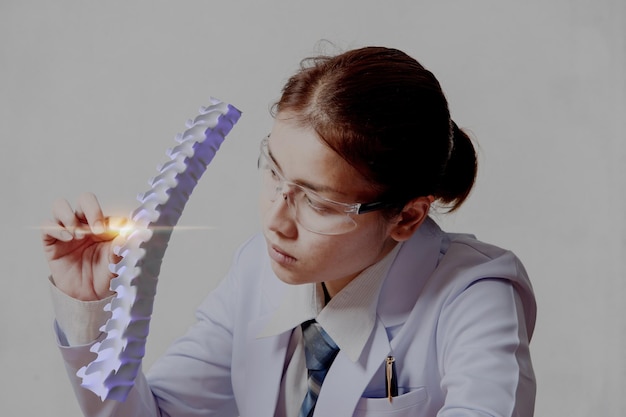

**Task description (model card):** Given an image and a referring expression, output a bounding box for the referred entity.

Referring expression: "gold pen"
[385,356,398,403]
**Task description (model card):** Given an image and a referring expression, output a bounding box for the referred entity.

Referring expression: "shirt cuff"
[48,276,114,346]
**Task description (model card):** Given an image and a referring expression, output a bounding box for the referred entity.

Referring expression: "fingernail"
[75,228,86,239]
[93,221,105,235]
[60,230,73,241]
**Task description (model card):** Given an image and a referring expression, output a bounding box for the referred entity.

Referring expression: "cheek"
[345,219,394,258]
[309,218,390,259]
[291,235,345,273]
[306,235,364,267]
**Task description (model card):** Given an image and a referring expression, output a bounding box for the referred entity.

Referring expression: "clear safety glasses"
[258,136,389,235]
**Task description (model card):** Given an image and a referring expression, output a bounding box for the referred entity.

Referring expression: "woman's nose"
[264,188,298,238]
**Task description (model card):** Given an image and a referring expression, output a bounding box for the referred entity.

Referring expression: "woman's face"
[259,112,399,296]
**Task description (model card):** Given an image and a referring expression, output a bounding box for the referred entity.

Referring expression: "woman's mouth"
[268,244,297,266]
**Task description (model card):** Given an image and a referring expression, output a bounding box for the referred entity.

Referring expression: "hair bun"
[436,121,477,211]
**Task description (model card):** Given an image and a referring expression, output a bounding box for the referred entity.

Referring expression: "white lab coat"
[57,217,536,416]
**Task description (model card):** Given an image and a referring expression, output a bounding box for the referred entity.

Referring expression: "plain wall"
[1,1,624,415]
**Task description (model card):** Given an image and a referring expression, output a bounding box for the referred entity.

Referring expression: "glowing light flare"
[32,224,216,236]
[108,222,217,237]
[116,224,136,239]
[98,218,140,240]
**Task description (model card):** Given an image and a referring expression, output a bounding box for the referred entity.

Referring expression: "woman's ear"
[389,196,433,241]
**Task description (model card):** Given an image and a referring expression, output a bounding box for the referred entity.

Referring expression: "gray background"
[1,0,624,415]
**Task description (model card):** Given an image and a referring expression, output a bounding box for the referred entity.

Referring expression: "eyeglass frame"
[258,135,392,234]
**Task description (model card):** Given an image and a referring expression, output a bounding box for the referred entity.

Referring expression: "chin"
[269,263,309,286]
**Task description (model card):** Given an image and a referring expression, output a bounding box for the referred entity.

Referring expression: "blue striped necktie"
[298,320,340,417]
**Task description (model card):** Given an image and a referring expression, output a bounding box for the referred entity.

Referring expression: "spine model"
[76,98,241,401]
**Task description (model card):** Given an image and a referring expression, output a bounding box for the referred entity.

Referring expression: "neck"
[321,282,332,304]
[323,239,398,298]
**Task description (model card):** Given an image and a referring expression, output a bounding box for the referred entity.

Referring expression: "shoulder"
[439,231,530,290]
[434,229,536,336]
[390,218,536,334]
[396,217,528,284]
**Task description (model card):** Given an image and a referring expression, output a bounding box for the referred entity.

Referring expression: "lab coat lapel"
[242,312,291,417]
[313,317,391,416]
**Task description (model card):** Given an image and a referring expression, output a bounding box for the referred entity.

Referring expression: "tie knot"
[302,320,339,371]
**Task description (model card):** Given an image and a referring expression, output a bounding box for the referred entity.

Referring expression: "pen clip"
[385,356,397,403]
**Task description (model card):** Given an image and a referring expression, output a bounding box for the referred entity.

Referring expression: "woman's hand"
[41,192,126,301]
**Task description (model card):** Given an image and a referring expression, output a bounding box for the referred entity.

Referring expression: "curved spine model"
[76,98,241,401]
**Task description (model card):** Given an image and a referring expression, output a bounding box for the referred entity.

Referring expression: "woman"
[43,46,536,416]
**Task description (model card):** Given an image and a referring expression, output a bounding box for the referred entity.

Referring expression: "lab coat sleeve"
[146,265,240,417]
[436,278,535,417]
[54,254,242,417]
[49,277,113,346]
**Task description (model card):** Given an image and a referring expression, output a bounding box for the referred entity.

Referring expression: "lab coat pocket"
[354,386,428,416]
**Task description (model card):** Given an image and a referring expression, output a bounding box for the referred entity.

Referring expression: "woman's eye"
[304,194,332,213]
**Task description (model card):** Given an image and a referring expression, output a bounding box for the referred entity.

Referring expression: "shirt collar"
[259,243,402,362]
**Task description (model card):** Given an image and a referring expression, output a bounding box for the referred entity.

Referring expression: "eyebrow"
[266,142,348,197]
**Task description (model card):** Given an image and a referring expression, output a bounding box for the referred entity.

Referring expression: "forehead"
[268,114,374,201]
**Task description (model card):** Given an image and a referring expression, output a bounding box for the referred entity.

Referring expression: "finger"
[75,192,106,235]
[91,216,129,242]
[107,217,133,235]
[40,218,73,243]
[51,198,81,238]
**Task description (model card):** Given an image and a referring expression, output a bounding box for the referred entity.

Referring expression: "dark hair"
[273,46,477,213]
